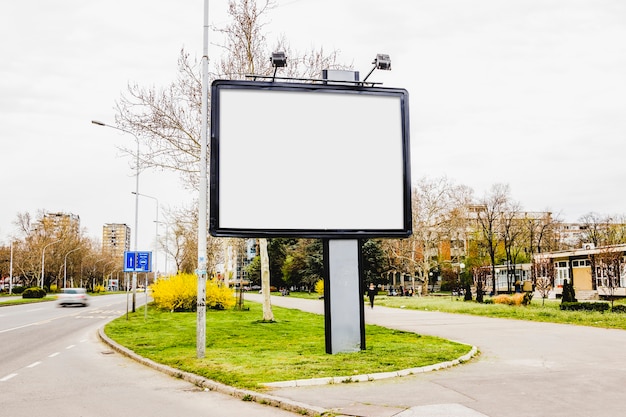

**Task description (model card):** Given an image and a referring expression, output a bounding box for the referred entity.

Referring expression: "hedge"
[560,301,610,312]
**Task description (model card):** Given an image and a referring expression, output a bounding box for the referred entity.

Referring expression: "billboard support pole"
[324,239,366,354]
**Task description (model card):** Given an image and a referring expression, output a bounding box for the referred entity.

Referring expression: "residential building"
[102,223,130,258]
[534,243,626,300]
[34,212,80,236]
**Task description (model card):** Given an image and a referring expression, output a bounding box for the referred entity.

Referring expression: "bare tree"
[391,177,472,295]
[115,0,348,319]
[594,246,623,308]
[474,183,510,295]
[533,256,554,306]
[501,200,522,292]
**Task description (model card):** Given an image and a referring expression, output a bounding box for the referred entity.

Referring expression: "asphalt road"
[0,293,299,417]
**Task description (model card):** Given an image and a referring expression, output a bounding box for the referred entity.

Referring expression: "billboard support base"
[323,239,366,354]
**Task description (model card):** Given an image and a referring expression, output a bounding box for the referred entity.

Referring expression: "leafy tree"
[362,240,389,287]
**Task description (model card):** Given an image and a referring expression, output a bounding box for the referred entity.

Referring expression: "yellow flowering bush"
[493,293,526,306]
[315,279,324,296]
[151,273,235,312]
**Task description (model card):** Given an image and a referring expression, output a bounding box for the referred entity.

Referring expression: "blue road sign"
[124,251,152,272]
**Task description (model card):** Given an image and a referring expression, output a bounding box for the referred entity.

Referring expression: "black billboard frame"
[209,79,412,239]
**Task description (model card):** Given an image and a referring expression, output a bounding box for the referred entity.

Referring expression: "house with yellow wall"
[534,243,626,300]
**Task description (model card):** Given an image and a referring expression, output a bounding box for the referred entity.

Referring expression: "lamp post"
[9,241,14,294]
[63,247,81,289]
[155,220,169,276]
[92,120,140,312]
[40,240,61,289]
[197,0,209,359]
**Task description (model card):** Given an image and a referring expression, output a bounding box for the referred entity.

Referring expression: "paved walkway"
[245,294,626,417]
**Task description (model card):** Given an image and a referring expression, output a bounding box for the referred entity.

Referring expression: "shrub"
[315,280,324,296]
[611,305,626,314]
[493,293,526,306]
[560,302,610,312]
[22,287,47,299]
[12,286,26,294]
[50,284,59,293]
[93,284,106,294]
[561,279,577,303]
[206,278,236,310]
[463,282,472,301]
[151,273,235,312]
[493,294,513,305]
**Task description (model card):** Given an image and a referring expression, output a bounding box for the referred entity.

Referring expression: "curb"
[98,326,478,415]
[262,345,479,388]
[97,327,327,417]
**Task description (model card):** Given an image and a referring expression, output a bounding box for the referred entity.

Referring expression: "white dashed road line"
[1,373,18,382]
[1,338,87,383]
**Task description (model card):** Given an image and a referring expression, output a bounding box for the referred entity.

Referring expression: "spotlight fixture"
[373,54,391,70]
[270,52,287,68]
[270,51,287,81]
[362,53,392,83]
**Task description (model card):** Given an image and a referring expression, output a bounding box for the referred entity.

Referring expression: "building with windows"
[102,223,130,258]
[34,212,80,236]
[535,243,626,300]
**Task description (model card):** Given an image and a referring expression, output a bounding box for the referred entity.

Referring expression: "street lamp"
[92,120,141,312]
[40,240,61,289]
[63,247,81,289]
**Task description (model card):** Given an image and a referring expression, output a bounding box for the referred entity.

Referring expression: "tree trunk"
[260,238,274,321]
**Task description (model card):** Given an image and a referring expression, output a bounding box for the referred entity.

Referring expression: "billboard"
[210,80,411,238]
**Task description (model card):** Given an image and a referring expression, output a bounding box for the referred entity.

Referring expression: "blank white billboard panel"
[210,80,411,238]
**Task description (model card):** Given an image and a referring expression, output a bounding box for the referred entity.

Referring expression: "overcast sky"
[1,0,625,272]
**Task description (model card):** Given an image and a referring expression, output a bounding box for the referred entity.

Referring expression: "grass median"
[104,301,472,390]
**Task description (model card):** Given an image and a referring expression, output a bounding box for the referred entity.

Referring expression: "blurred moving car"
[57,288,90,307]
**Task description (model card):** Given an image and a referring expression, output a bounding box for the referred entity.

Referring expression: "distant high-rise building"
[102,223,130,258]
[34,212,81,237]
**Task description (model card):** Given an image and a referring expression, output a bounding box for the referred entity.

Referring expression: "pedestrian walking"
[367,283,377,309]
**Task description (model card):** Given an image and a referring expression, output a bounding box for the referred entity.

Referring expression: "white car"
[57,288,90,307]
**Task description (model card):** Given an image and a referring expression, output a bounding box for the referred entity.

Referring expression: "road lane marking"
[27,361,41,368]
[66,345,76,350]
[1,373,18,382]
[49,352,60,357]
[0,310,83,334]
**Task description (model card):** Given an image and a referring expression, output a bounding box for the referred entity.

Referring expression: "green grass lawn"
[372,294,626,329]
[0,295,57,306]
[104,302,472,390]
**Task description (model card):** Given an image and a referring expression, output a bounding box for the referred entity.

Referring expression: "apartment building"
[102,223,130,258]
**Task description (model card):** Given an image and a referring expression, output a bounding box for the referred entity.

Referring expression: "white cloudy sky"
[1,0,625,271]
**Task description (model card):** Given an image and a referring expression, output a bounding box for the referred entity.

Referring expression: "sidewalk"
[244,294,626,417]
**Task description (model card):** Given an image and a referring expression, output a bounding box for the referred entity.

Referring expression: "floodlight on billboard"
[209,80,411,239]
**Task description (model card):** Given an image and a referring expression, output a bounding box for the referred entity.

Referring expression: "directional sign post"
[124,251,152,272]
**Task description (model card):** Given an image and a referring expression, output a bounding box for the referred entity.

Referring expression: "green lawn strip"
[372,295,626,330]
[104,302,471,390]
[0,296,56,306]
